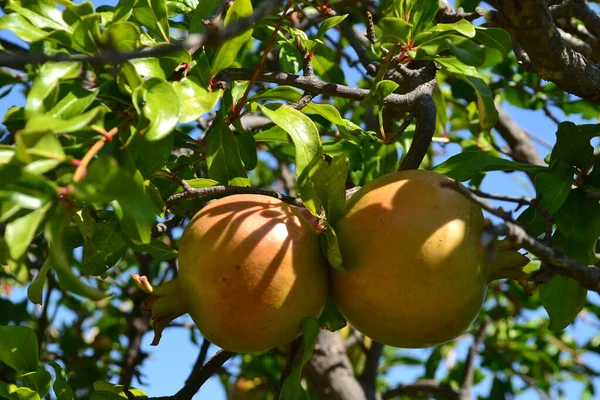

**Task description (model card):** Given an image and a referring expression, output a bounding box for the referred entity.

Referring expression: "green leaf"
[360,80,399,107]
[433,151,546,181]
[27,257,52,305]
[132,77,182,141]
[248,86,302,103]
[459,75,498,129]
[172,77,220,123]
[316,15,348,39]
[48,85,99,120]
[82,216,128,276]
[0,326,38,373]
[279,42,303,74]
[24,106,106,136]
[5,0,70,31]
[0,13,47,42]
[133,0,170,41]
[540,230,590,330]
[205,114,250,186]
[554,189,600,243]
[0,382,40,400]
[45,205,110,300]
[25,62,82,118]
[435,57,483,79]
[319,223,345,272]
[113,198,151,246]
[378,17,412,44]
[410,0,439,34]
[100,21,141,52]
[5,202,51,260]
[49,362,74,400]
[133,132,174,178]
[418,19,476,40]
[236,130,258,170]
[318,295,347,332]
[188,0,219,33]
[280,318,320,400]
[550,122,594,169]
[130,238,178,260]
[210,0,253,77]
[474,26,512,55]
[258,104,324,202]
[253,126,290,143]
[448,38,485,66]
[91,382,147,399]
[535,165,574,213]
[71,14,102,53]
[311,155,348,225]
[20,370,52,398]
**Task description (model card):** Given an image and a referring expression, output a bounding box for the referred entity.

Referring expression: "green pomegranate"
[332,169,528,348]
[133,194,328,353]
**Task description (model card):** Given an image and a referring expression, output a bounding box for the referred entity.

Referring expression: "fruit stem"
[485,240,534,295]
[131,274,189,345]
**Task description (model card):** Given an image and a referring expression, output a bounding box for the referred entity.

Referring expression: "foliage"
[0,0,599,399]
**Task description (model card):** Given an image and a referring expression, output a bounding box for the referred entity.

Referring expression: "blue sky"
[1,1,600,399]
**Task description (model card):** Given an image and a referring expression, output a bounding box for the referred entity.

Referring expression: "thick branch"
[217,69,436,171]
[441,180,600,293]
[494,106,545,167]
[492,0,600,102]
[305,330,370,400]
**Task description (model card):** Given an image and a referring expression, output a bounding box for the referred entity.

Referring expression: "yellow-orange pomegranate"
[133,194,328,353]
[332,169,528,348]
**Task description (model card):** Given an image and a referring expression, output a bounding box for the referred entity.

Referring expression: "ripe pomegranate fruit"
[132,194,328,353]
[332,169,528,348]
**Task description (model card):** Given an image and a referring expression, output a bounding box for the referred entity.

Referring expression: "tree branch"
[491,0,600,103]
[359,342,383,400]
[494,106,545,167]
[440,180,600,293]
[0,0,280,69]
[150,350,235,400]
[305,330,370,400]
[164,185,304,207]
[383,380,459,400]
[458,318,490,400]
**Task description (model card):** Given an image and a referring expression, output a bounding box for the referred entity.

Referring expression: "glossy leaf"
[0,325,38,373]
[130,238,178,260]
[49,362,75,400]
[280,318,320,400]
[258,104,324,190]
[0,13,47,42]
[21,370,52,398]
[316,15,348,39]
[5,0,69,31]
[133,77,182,141]
[474,26,512,55]
[25,62,82,118]
[460,75,498,129]
[210,0,254,76]
[27,258,52,305]
[133,0,170,41]
[410,0,439,34]
[0,382,40,400]
[205,114,250,186]
[433,151,546,181]
[172,76,220,123]
[5,202,51,260]
[100,21,141,52]
[378,17,412,44]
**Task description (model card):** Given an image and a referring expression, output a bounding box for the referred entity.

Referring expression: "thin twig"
[165,185,304,207]
[274,336,303,400]
[150,350,235,400]
[231,1,293,120]
[73,127,119,182]
[459,318,490,400]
